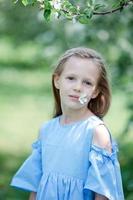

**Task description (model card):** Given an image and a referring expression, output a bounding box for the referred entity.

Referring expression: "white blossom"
[37,0,44,3]
[51,0,62,10]
[72,16,77,24]
[77,5,80,11]
[54,12,59,19]
[79,93,88,105]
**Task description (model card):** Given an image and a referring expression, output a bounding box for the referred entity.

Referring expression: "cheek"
[59,86,68,97]
[61,80,72,91]
[85,88,96,99]
[85,87,94,94]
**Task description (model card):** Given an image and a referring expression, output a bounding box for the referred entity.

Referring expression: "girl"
[11,47,124,200]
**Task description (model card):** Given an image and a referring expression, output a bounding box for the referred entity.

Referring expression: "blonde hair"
[52,47,111,119]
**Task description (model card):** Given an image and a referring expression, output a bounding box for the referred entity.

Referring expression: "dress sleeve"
[84,141,124,200]
[10,139,42,192]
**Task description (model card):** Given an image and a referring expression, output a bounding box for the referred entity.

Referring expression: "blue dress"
[10,115,124,200]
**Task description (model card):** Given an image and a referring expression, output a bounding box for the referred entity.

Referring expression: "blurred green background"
[0,1,133,199]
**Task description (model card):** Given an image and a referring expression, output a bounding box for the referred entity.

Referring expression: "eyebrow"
[65,73,76,76]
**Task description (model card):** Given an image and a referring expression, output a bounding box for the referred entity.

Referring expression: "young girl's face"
[54,56,100,112]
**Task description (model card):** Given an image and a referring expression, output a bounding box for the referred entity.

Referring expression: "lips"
[69,95,79,99]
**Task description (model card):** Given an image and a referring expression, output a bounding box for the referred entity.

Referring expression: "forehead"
[62,56,100,81]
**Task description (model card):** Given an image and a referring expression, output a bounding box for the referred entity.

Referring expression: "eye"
[84,80,92,85]
[66,76,75,80]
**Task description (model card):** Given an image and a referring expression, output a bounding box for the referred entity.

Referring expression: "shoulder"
[92,123,112,152]
[38,117,59,137]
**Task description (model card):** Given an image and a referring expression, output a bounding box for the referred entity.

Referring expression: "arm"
[93,124,111,200]
[92,124,112,153]
[95,193,108,200]
[29,192,37,200]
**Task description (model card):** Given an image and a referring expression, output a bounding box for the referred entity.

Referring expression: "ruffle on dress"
[36,172,86,200]
[84,141,124,200]
[10,139,42,192]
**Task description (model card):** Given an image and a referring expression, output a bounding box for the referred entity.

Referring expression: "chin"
[68,104,85,110]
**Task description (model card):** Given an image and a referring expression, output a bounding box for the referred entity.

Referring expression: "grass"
[0,67,132,199]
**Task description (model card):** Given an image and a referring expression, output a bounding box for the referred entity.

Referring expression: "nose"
[73,81,82,92]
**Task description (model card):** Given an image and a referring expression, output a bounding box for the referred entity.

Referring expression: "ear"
[92,89,99,99]
[54,74,60,89]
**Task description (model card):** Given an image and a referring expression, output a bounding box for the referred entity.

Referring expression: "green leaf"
[43,0,52,21]
[44,9,52,21]
[63,0,72,6]
[63,1,73,10]
[112,2,121,8]
[21,0,36,6]
[94,4,105,11]
[112,0,126,9]
[83,8,93,18]
[77,14,89,24]
[68,6,77,13]
[44,0,52,8]
[88,0,95,6]
[65,14,73,20]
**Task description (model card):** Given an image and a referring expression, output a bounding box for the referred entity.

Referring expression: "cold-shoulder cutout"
[92,124,112,153]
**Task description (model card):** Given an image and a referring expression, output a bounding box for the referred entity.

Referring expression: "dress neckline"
[57,114,97,128]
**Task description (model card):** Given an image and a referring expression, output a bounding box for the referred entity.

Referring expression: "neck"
[60,107,94,125]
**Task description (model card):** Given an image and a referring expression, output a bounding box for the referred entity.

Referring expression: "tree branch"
[61,0,133,17]
[93,0,133,16]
